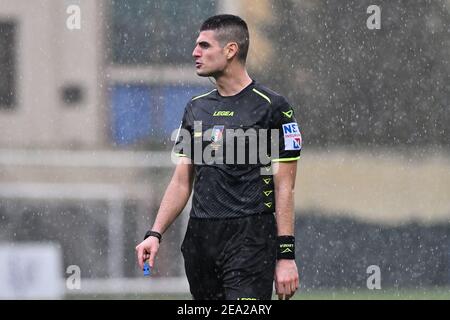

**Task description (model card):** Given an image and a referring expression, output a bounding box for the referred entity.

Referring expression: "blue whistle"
[143,260,151,276]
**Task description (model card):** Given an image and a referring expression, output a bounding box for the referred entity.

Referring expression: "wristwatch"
[144,230,162,243]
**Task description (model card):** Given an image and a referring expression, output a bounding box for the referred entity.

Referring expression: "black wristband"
[144,230,162,243]
[276,235,295,260]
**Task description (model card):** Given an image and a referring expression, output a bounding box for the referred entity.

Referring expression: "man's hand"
[275,259,299,300]
[135,236,160,270]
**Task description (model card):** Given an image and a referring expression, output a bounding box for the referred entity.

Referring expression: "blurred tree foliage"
[257,0,450,148]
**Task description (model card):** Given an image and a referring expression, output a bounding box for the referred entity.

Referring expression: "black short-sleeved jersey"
[173,80,302,219]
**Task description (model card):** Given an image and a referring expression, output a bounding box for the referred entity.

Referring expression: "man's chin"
[196,70,210,77]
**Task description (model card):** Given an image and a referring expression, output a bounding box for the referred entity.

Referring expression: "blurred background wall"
[0,0,449,298]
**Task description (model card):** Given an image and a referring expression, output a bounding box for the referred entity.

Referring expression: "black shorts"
[181,213,277,300]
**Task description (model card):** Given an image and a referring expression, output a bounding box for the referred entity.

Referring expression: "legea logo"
[213,111,234,116]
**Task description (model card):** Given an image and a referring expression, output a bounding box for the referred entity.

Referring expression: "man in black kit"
[136,14,302,300]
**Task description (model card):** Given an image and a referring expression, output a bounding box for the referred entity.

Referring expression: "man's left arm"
[273,161,299,300]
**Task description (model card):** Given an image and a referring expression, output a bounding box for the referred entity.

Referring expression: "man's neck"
[214,66,252,97]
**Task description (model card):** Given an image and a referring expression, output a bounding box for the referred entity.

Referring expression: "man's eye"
[200,43,209,49]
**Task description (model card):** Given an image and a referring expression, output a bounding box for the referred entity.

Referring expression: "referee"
[136,14,301,300]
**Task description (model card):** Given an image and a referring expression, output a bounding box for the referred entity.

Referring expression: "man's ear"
[225,42,239,60]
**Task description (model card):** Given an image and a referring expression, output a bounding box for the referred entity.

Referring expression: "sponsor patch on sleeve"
[282,122,302,150]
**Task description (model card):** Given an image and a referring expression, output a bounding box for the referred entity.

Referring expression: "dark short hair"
[200,14,249,63]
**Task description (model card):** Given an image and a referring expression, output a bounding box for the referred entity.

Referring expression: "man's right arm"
[135,157,194,270]
[151,157,194,234]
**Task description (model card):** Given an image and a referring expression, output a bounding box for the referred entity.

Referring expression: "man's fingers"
[286,284,296,300]
[138,250,153,269]
[149,249,157,268]
[284,278,298,300]
[277,281,286,300]
[277,279,299,300]
[136,246,144,269]
[290,281,297,295]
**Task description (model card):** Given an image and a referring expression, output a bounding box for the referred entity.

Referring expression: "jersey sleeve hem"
[174,153,189,158]
[271,156,301,162]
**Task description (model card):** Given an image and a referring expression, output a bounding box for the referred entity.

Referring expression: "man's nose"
[192,46,201,58]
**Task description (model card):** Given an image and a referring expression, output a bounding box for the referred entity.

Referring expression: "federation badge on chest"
[211,125,225,150]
